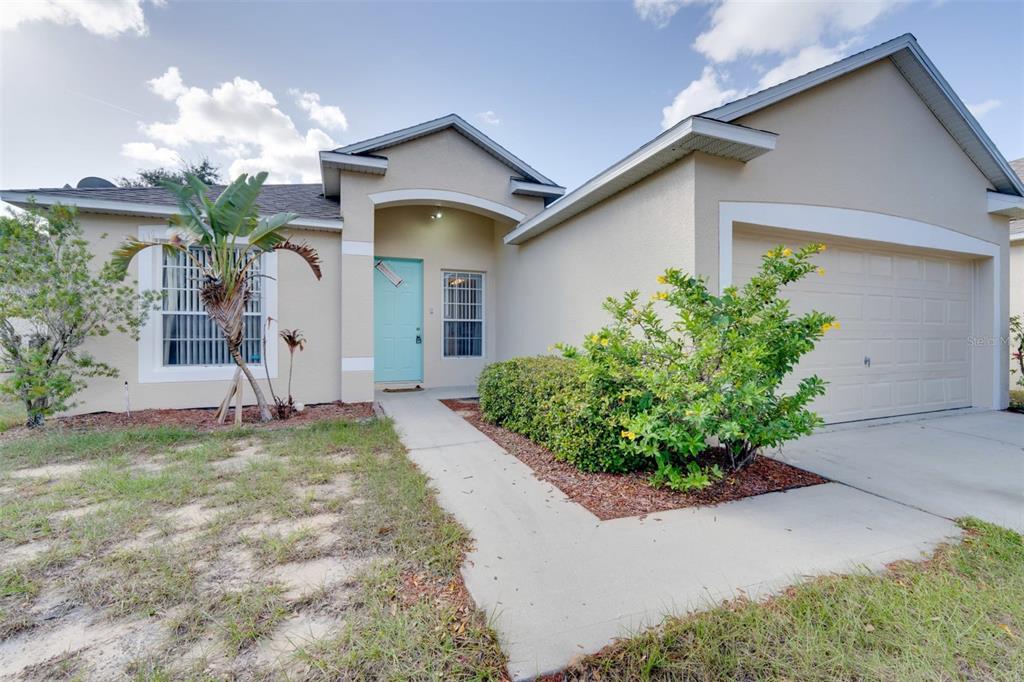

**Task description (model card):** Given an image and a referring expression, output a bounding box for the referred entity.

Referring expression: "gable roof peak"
[334,113,557,187]
[702,33,1022,197]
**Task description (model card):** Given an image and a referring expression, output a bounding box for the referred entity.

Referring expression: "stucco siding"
[66,214,342,414]
[374,205,498,388]
[497,157,696,359]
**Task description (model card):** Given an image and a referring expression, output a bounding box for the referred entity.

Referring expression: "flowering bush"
[559,243,835,491]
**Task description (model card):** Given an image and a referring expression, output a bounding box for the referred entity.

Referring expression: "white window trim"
[441,270,485,360]
[137,226,278,383]
[717,202,1002,410]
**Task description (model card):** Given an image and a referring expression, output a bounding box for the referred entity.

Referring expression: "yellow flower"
[656,275,667,284]
[817,267,826,276]
[600,338,610,347]
[765,249,775,258]
[821,323,831,334]
[621,430,637,441]
[819,244,827,252]
[590,334,599,343]
[655,291,668,300]
[832,321,841,330]
[782,247,793,257]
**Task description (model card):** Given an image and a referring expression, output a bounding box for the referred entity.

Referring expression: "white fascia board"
[988,191,1024,219]
[1011,232,1024,243]
[1,191,343,233]
[318,151,388,175]
[509,179,566,198]
[503,116,777,245]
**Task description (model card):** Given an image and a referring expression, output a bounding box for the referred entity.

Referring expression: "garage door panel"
[734,232,974,423]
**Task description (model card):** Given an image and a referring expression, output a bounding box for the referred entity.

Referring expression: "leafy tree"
[111,172,322,422]
[117,157,221,188]
[0,206,159,427]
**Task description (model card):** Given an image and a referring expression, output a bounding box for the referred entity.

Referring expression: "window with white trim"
[442,271,484,358]
[136,225,277,383]
[161,248,263,366]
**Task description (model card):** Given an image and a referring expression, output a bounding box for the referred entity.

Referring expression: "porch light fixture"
[429,211,444,220]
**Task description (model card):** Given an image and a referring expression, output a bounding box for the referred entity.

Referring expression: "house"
[1011,159,1024,336]
[3,33,1022,422]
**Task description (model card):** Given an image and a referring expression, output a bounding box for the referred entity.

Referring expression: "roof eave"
[504,117,777,245]
[0,191,344,232]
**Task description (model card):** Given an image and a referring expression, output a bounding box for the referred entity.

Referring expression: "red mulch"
[40,401,375,432]
[441,399,827,521]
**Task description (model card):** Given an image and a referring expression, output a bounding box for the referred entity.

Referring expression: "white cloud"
[757,43,850,89]
[661,66,741,130]
[634,0,703,28]
[967,98,1002,118]
[0,0,154,37]
[694,0,893,63]
[148,66,186,100]
[121,142,180,166]
[127,67,339,183]
[477,110,501,126]
[291,90,349,131]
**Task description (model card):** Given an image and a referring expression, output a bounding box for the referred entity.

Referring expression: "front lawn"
[0,415,505,679]
[554,518,1024,681]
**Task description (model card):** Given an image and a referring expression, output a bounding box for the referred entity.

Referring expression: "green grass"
[0,398,24,433]
[0,425,204,471]
[560,518,1024,681]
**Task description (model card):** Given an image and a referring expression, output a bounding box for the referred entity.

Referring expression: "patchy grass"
[556,519,1024,681]
[0,413,507,680]
[1010,389,1024,412]
[0,398,24,433]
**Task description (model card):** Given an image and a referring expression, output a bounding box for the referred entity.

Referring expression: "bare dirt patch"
[254,612,341,665]
[442,399,828,520]
[8,461,92,480]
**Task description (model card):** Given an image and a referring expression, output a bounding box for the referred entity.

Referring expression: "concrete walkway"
[378,388,960,680]
[770,410,1024,533]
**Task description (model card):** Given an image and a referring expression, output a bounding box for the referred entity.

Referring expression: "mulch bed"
[441,399,828,521]
[25,401,376,433]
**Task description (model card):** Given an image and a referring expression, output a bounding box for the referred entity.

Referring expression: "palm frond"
[214,172,267,236]
[108,238,177,280]
[160,177,213,242]
[249,212,298,251]
[274,240,322,280]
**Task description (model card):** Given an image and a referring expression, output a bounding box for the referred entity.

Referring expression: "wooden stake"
[216,367,242,423]
[235,372,244,426]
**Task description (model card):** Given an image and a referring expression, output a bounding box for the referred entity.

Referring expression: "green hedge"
[478,356,644,473]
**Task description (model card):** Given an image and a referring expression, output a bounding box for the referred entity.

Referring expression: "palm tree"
[111,172,322,422]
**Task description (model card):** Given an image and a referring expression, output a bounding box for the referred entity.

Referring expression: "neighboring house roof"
[335,113,561,189]
[507,33,1024,245]
[0,183,342,230]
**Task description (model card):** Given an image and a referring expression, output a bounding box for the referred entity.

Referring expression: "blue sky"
[1,1,1021,193]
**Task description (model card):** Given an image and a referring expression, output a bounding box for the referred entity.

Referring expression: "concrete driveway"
[770,410,1024,533]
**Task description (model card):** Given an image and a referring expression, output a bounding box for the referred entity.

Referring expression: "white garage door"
[733,231,974,423]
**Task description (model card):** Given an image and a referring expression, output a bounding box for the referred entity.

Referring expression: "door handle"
[416,335,422,344]
[864,356,871,367]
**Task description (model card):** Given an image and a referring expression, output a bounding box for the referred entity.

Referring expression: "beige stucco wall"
[374,206,499,388]
[691,58,1009,408]
[1013,240,1024,321]
[68,213,342,414]
[496,157,696,358]
[336,128,546,399]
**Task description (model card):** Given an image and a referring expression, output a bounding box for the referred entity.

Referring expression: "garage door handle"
[864,356,871,367]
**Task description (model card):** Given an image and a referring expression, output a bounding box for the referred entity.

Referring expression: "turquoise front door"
[374,258,423,383]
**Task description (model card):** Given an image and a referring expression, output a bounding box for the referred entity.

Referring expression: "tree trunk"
[231,345,272,422]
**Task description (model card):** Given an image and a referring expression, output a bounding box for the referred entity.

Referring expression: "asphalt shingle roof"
[5,184,340,222]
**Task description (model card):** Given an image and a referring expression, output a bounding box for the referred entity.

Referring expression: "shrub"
[478,357,643,473]
[0,206,159,427]
[559,243,834,491]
